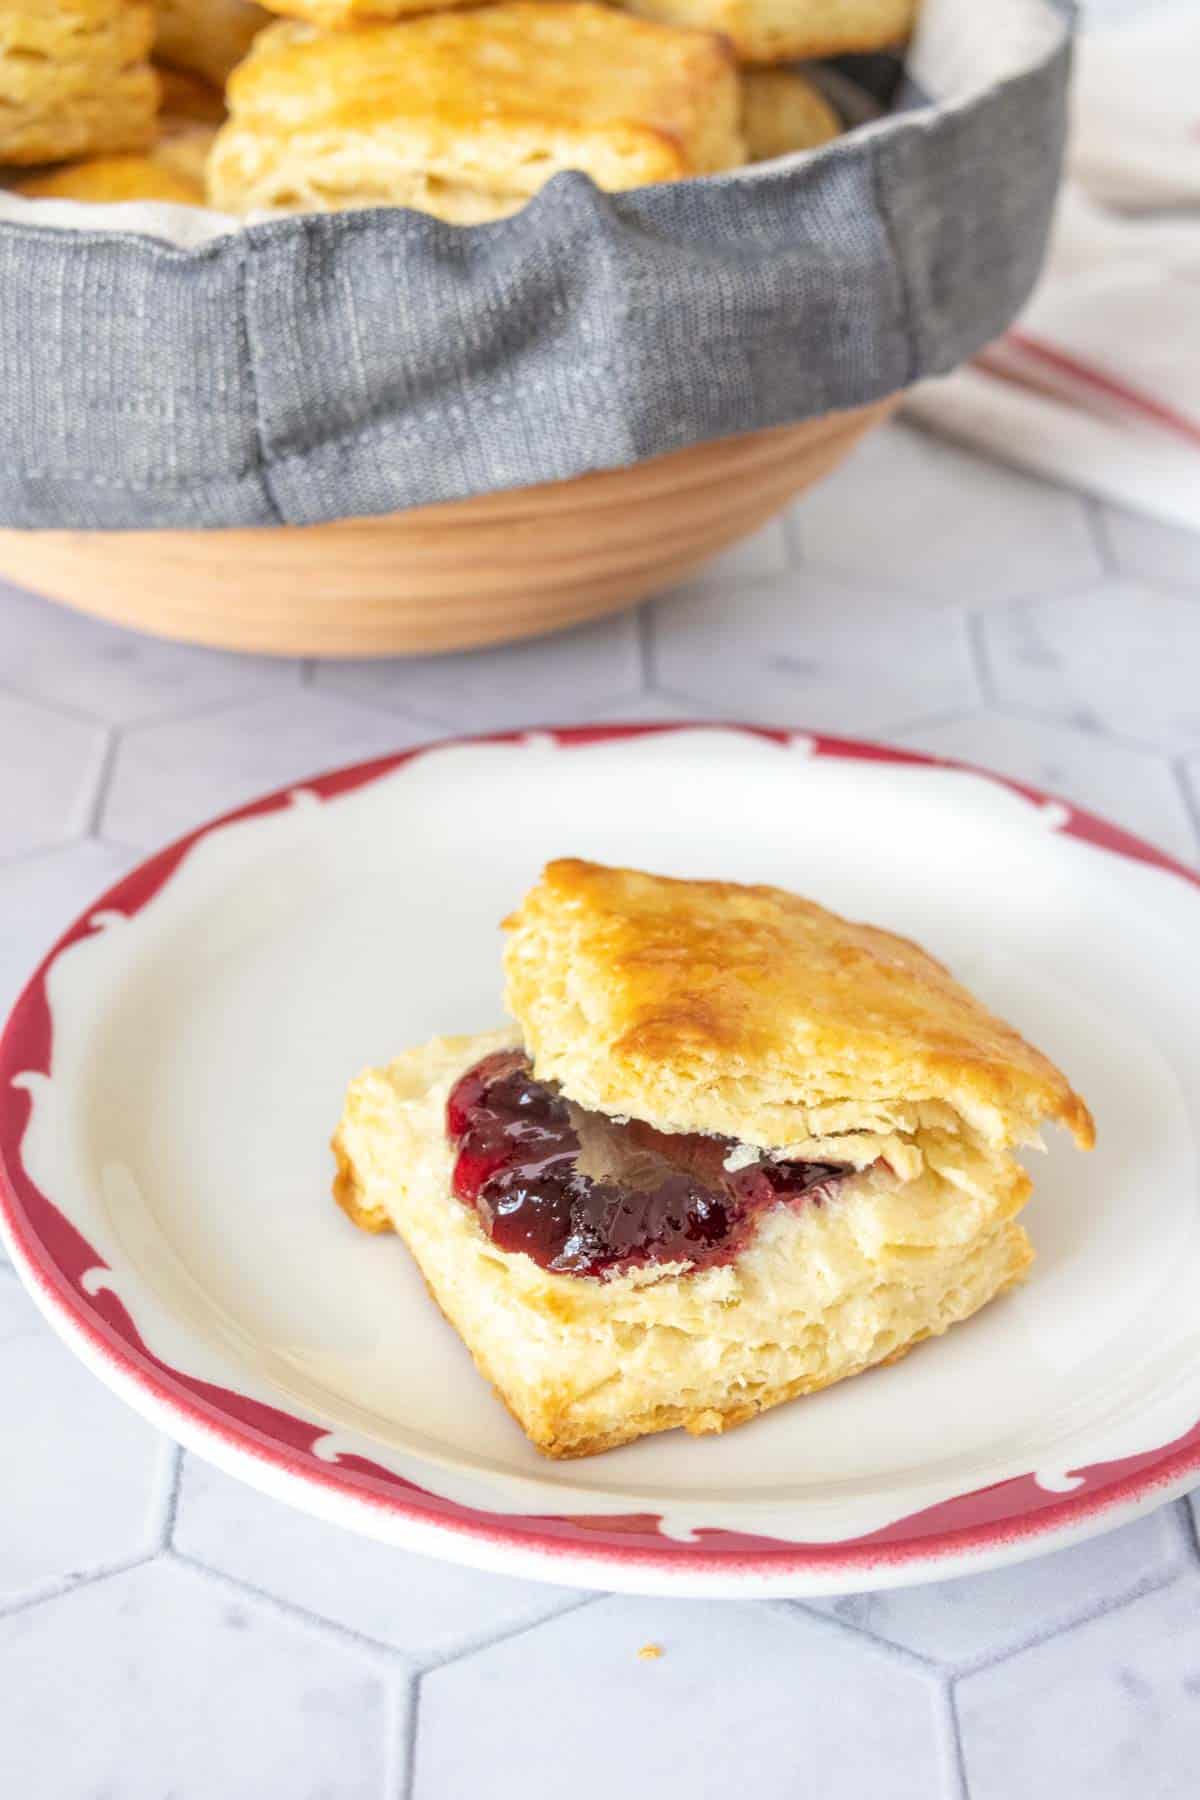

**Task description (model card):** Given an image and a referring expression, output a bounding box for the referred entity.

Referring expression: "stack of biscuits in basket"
[1,0,916,219]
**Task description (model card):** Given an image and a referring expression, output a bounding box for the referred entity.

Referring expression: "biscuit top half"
[503,859,1094,1160]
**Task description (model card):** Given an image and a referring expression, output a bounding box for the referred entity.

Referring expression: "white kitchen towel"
[907,1,1200,533]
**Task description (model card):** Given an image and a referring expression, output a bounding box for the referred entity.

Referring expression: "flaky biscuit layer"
[333,1031,1034,1458]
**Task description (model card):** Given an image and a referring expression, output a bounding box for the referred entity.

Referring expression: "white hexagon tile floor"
[1,415,1199,1797]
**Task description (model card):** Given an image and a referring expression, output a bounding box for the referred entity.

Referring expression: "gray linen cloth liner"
[0,0,1072,528]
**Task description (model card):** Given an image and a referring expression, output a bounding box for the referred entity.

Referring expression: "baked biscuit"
[742,69,842,161]
[334,1032,1037,1458]
[207,6,744,220]
[332,863,1090,1458]
[505,860,1094,1161]
[155,0,268,87]
[0,1,158,166]
[13,150,202,205]
[618,0,918,65]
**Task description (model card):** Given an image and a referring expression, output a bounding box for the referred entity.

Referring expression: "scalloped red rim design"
[2,722,1199,1582]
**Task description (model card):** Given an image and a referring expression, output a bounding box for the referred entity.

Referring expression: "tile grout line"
[295,682,468,736]
[1088,499,1200,602]
[170,1547,597,1683]
[793,555,1110,617]
[1170,756,1200,858]
[166,1547,416,1671]
[980,693,1198,764]
[391,1671,420,1800]
[1176,1494,1200,1568]
[872,704,988,740]
[0,1551,158,1624]
[647,678,733,721]
[0,672,107,732]
[150,1440,184,1551]
[409,1592,602,1679]
[0,674,315,739]
[0,831,141,875]
[774,1548,1197,1693]
[83,724,120,837]
[1084,496,1117,575]
[0,839,91,874]
[88,829,151,856]
[767,1599,942,1677]
[938,1678,971,1800]
[635,603,655,692]
[112,687,324,740]
[964,611,997,708]
[946,1567,1190,1683]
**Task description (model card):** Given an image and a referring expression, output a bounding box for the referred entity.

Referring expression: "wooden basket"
[0,400,893,658]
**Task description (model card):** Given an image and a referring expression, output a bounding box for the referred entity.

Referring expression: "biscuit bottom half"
[332,1031,1034,1459]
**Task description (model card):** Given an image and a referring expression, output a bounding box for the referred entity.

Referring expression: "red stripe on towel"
[1000,329,1200,451]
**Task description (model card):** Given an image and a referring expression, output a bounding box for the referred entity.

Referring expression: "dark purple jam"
[446,1050,851,1279]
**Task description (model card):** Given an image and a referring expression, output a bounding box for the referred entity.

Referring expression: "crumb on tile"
[637,1642,664,1661]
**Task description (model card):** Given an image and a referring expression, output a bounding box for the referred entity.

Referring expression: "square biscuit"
[333,1031,1035,1458]
[621,0,919,65]
[0,1,158,166]
[331,864,1091,1458]
[207,4,745,221]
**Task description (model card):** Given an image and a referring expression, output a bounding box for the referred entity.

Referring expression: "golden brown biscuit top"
[504,859,1094,1153]
[227,5,737,179]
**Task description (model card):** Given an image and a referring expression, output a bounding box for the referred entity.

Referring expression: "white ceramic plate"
[3,723,1200,1598]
